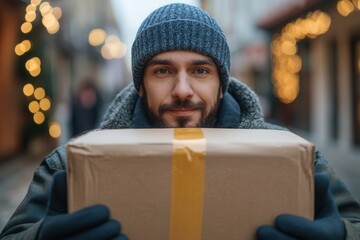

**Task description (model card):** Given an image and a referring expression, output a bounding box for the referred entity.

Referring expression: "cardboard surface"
[67,129,314,240]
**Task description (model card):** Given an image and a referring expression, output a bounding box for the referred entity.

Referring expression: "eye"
[155,68,171,75]
[193,68,209,75]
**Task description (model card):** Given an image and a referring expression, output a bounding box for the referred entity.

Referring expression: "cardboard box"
[67,128,314,240]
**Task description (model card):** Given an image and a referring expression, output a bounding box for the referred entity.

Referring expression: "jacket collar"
[100,78,266,129]
[131,92,240,128]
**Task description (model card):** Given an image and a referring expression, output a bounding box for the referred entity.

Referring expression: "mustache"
[158,99,206,116]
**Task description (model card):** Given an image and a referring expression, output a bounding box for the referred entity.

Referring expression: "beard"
[142,90,221,128]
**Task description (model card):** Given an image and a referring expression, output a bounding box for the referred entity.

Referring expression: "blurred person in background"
[1,3,360,240]
[70,79,102,137]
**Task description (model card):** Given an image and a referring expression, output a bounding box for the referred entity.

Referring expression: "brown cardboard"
[67,129,314,240]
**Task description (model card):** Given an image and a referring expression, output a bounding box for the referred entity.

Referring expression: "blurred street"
[0,154,42,231]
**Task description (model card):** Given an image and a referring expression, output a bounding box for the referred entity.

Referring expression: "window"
[330,41,339,140]
[352,38,360,146]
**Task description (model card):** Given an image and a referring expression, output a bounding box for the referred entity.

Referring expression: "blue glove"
[256,173,345,240]
[37,171,128,240]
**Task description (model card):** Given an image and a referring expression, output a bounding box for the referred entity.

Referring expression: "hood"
[100,78,266,129]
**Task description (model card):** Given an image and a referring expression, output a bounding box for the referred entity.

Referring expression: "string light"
[271,11,331,104]
[15,40,32,56]
[31,0,42,6]
[49,122,61,138]
[40,98,51,111]
[28,101,40,113]
[17,1,62,137]
[25,57,41,77]
[34,87,46,100]
[33,111,45,124]
[21,22,32,34]
[89,29,107,46]
[23,83,34,96]
[337,0,360,16]
[89,29,127,60]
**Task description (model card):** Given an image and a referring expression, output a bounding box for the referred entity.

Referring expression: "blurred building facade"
[0,0,131,160]
[202,0,360,158]
[0,0,25,160]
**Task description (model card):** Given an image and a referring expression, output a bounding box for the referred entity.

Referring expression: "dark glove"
[256,173,345,240]
[37,171,128,240]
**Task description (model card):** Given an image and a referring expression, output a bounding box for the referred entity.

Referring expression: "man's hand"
[256,173,345,240]
[37,171,128,240]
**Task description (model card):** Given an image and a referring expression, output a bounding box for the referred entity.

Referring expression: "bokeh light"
[33,111,45,124]
[89,28,107,46]
[23,83,34,96]
[39,98,51,111]
[21,22,32,34]
[49,122,62,138]
[28,101,40,113]
[34,87,46,100]
[271,11,331,104]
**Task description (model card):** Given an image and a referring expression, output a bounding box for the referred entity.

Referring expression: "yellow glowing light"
[23,83,35,96]
[89,29,107,46]
[42,14,56,27]
[40,98,51,111]
[316,12,331,34]
[105,35,120,43]
[52,7,62,19]
[49,122,61,138]
[29,101,40,113]
[42,13,60,34]
[271,38,282,56]
[15,40,32,56]
[31,0,42,6]
[101,45,112,60]
[353,0,360,8]
[33,111,45,124]
[101,35,127,59]
[15,45,24,56]
[25,11,36,22]
[46,21,60,34]
[21,22,33,34]
[26,4,37,12]
[281,40,297,55]
[26,57,41,71]
[287,55,302,73]
[302,19,317,36]
[271,10,331,104]
[33,57,41,65]
[39,2,52,16]
[22,40,31,50]
[337,0,355,16]
[34,87,46,100]
[26,57,42,77]
[30,68,41,77]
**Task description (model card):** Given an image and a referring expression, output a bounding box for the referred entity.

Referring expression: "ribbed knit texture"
[100,78,267,130]
[131,3,230,93]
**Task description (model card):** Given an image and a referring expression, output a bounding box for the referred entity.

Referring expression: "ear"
[219,87,223,99]
[139,85,144,97]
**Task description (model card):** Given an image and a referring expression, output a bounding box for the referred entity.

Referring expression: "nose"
[172,72,194,100]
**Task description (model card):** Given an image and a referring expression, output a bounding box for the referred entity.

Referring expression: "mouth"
[167,108,198,117]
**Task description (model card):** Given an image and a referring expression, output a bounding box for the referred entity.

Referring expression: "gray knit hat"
[131,3,230,93]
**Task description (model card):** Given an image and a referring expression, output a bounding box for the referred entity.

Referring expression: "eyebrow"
[146,58,216,67]
[192,59,216,67]
[146,59,173,67]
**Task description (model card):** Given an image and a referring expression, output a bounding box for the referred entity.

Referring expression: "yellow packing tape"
[170,128,206,240]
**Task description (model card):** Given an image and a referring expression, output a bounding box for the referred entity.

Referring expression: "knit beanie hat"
[131,3,230,93]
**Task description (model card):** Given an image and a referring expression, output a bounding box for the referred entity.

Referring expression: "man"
[1,3,360,240]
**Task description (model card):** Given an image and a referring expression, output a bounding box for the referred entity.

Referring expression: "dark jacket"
[1,79,360,239]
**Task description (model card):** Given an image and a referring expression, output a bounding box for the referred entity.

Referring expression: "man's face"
[140,50,223,128]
